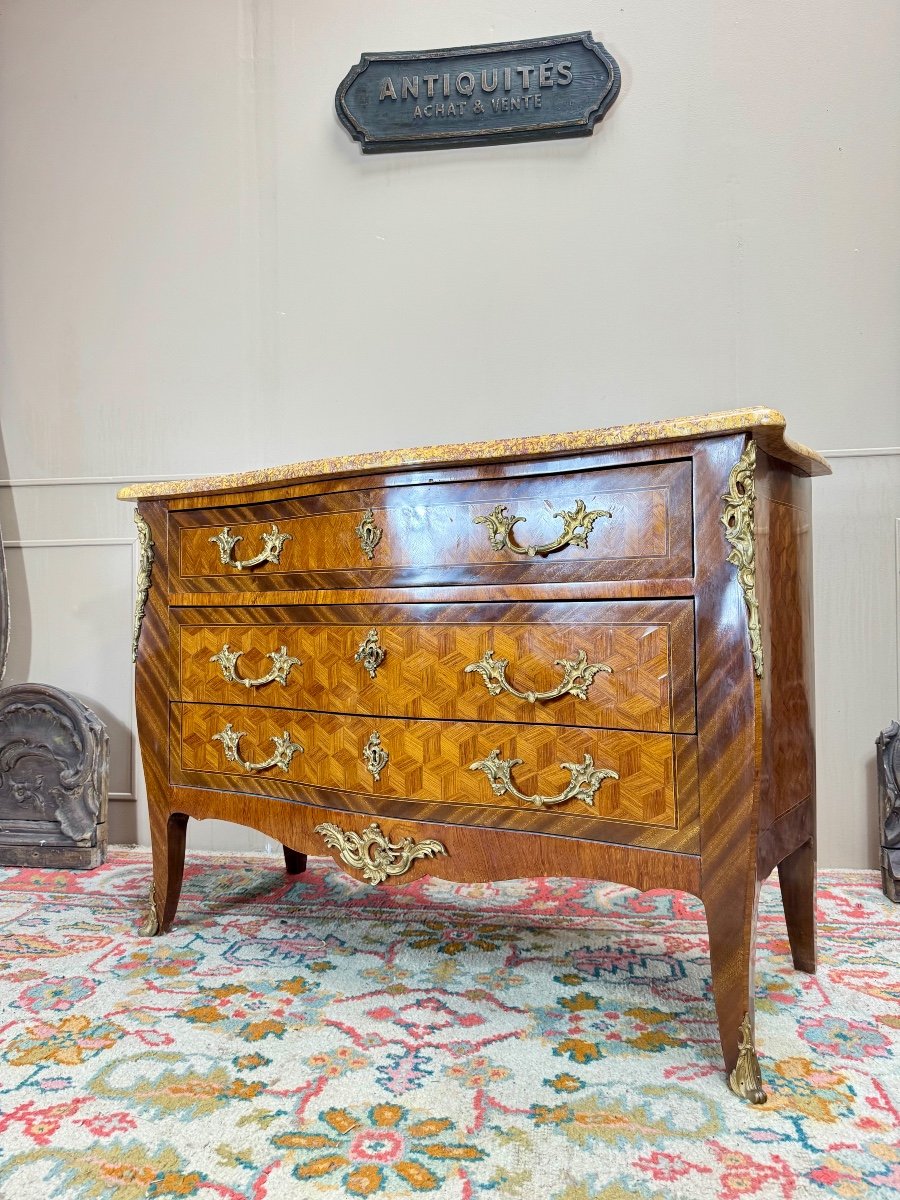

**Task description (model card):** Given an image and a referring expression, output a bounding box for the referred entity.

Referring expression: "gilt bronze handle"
[469,749,618,809]
[464,649,611,704]
[209,524,291,570]
[212,722,303,772]
[473,499,611,558]
[210,644,301,689]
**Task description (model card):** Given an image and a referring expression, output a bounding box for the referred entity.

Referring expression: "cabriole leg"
[143,808,188,936]
[704,872,766,1103]
[777,838,817,973]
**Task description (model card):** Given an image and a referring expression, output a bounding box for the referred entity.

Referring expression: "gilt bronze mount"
[465,648,611,704]
[315,820,447,884]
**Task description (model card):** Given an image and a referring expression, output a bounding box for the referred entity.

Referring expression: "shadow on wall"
[0,433,29,682]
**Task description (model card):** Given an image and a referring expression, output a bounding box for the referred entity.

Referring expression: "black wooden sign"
[336,32,620,154]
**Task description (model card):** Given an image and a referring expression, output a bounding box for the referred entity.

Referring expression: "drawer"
[170,458,693,591]
[173,601,696,734]
[173,702,696,831]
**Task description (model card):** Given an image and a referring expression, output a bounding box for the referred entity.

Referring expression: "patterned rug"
[0,850,898,1200]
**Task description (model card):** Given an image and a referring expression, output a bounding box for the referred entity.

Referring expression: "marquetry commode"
[120,407,829,1102]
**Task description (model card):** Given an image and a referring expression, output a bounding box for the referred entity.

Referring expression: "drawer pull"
[209,524,291,570]
[469,748,618,809]
[474,499,611,558]
[315,820,447,885]
[354,628,386,679]
[465,648,612,704]
[212,722,303,772]
[355,508,383,560]
[211,644,301,689]
[362,731,389,782]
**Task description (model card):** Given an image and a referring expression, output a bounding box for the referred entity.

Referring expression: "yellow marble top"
[117,407,829,501]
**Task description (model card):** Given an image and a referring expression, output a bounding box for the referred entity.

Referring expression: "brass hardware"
[132,511,154,663]
[465,648,612,704]
[355,508,383,560]
[722,442,763,677]
[212,722,303,773]
[469,749,618,809]
[140,884,160,936]
[362,731,389,782]
[315,820,446,885]
[728,1014,766,1104]
[211,644,301,689]
[209,524,291,571]
[474,499,611,558]
[354,628,386,679]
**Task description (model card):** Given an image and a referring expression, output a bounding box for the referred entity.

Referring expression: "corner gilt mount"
[721,441,763,677]
[132,510,155,663]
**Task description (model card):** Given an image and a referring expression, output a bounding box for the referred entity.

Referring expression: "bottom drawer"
[173,703,697,837]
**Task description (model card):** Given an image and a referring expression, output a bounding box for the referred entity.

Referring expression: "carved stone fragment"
[0,683,109,868]
[877,720,900,903]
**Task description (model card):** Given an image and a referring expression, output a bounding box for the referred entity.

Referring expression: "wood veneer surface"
[175,703,685,828]
[174,599,696,734]
[126,422,825,1101]
[172,458,693,591]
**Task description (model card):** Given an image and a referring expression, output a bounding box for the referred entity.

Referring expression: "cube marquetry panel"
[176,600,696,734]
[175,702,683,827]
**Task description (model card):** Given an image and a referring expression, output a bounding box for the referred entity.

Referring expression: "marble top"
[118,407,829,501]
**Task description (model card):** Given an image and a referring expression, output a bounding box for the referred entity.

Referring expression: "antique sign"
[336,31,620,153]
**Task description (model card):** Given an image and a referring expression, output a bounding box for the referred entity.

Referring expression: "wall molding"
[0,447,898,490]
[0,474,200,488]
[3,538,136,548]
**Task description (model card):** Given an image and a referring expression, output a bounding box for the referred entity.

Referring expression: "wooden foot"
[777,838,817,973]
[704,865,766,1103]
[283,846,308,875]
[145,808,188,935]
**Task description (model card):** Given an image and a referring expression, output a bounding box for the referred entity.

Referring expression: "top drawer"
[170,458,693,592]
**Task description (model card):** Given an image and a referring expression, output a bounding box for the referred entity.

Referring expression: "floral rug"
[0,850,898,1199]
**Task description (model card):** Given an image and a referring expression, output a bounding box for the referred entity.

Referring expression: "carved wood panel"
[175,600,696,734]
[175,702,685,828]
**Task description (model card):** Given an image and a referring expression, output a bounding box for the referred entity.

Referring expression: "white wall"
[1,2,898,864]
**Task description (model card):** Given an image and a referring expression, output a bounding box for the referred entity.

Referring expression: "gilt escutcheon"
[362,731,389,782]
[354,628,386,679]
[355,508,383,561]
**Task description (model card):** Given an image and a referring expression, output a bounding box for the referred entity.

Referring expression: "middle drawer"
[173,600,695,734]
